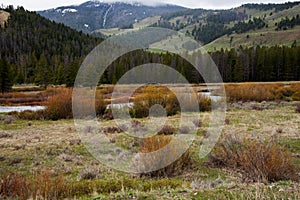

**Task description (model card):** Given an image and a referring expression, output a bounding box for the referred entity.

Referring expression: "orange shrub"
[224,82,300,102]
[44,88,107,120]
[135,135,192,177]
[44,88,73,120]
[226,83,278,102]
[130,86,180,118]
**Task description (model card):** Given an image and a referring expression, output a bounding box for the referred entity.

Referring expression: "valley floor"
[0,101,299,199]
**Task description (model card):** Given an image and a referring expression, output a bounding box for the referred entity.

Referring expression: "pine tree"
[0,58,13,93]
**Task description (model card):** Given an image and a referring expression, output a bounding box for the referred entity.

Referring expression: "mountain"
[38,1,186,32]
[0,7,102,86]
[38,1,300,49]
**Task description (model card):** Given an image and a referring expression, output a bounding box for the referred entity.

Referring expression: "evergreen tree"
[0,58,13,93]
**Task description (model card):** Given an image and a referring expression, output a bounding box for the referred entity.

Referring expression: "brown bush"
[292,92,300,101]
[102,109,114,120]
[78,168,99,180]
[102,126,123,134]
[31,171,67,199]
[95,93,107,116]
[0,172,30,200]
[178,126,191,134]
[44,88,73,120]
[193,119,202,128]
[44,88,106,120]
[0,132,12,138]
[209,135,298,182]
[197,94,212,112]
[225,118,230,125]
[0,87,59,106]
[3,116,14,124]
[0,171,66,200]
[225,83,278,102]
[295,104,300,113]
[135,135,192,177]
[158,125,174,135]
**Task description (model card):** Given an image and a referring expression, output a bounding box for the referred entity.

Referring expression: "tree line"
[211,45,300,82]
[242,2,300,12]
[100,45,300,84]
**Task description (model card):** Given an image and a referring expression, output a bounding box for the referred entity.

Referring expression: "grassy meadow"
[0,82,300,199]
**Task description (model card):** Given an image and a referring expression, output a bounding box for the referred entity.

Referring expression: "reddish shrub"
[44,88,73,120]
[0,171,66,200]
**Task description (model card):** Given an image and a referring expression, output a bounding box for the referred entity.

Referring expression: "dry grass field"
[0,83,299,199]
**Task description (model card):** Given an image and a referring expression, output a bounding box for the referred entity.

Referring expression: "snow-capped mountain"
[38,1,186,32]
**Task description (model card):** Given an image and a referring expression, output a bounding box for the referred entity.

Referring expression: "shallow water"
[201,92,223,101]
[0,106,46,113]
[106,102,134,109]
[0,92,221,113]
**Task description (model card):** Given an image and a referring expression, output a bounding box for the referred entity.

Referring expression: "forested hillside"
[0,7,102,88]
[0,4,300,91]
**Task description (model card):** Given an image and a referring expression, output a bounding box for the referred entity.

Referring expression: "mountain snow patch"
[62,9,78,14]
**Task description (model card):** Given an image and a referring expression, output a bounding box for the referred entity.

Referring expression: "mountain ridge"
[38,1,186,31]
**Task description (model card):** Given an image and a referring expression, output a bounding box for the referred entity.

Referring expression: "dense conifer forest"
[0,6,299,92]
[0,7,102,88]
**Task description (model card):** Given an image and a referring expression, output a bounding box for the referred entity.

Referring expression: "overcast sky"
[0,0,296,11]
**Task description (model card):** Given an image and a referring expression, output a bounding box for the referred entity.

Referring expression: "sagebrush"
[209,134,298,182]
